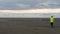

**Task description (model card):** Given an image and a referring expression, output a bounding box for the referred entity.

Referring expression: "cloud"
[34,0,60,8]
[0,0,60,10]
[0,9,60,13]
[15,3,32,10]
[16,4,31,8]
[0,9,60,18]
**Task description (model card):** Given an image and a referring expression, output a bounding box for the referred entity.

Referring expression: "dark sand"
[0,18,60,34]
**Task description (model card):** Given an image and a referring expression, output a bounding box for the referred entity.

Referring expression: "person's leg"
[51,23,53,28]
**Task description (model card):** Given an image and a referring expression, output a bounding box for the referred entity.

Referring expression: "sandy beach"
[0,18,60,34]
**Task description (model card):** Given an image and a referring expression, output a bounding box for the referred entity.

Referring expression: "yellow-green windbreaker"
[50,17,54,23]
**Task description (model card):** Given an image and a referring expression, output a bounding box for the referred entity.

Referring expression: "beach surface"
[0,18,60,34]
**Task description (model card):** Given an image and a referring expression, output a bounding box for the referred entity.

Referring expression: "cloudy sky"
[0,0,60,10]
[0,9,60,18]
[0,0,60,18]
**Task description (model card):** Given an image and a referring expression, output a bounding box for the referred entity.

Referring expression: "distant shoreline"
[0,17,59,19]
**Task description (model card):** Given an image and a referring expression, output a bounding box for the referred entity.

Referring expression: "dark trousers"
[50,23,53,28]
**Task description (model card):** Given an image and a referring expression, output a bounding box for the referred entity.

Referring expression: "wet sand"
[0,18,60,34]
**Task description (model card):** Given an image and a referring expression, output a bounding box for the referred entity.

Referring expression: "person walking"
[50,16,54,28]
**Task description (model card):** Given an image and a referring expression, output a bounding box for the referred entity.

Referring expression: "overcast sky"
[0,0,60,10]
[0,0,60,17]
